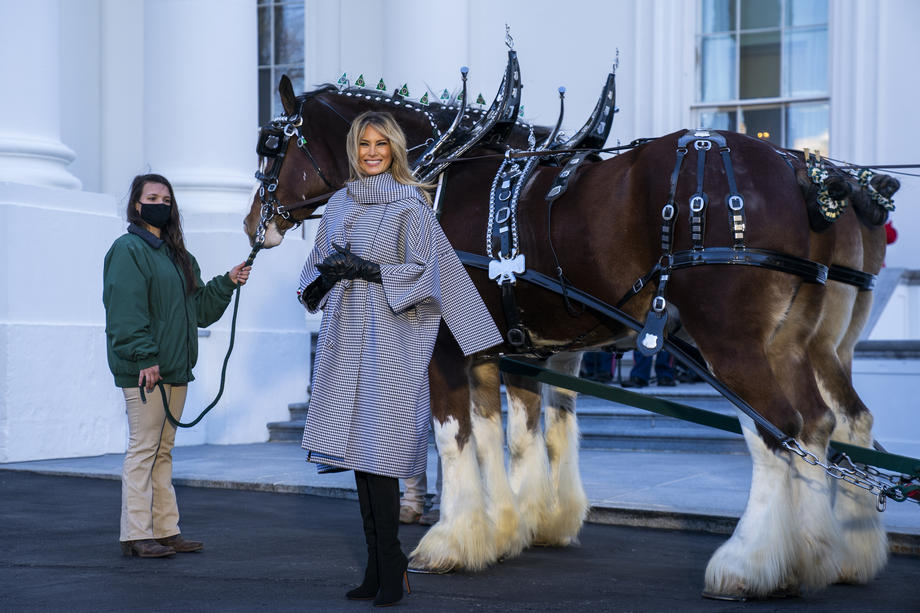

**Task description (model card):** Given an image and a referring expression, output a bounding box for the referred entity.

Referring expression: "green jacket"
[103,225,236,388]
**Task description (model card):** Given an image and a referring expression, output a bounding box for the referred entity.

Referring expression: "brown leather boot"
[156,534,204,553]
[120,539,176,558]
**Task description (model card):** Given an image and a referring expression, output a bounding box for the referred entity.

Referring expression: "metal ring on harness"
[494,206,511,223]
[690,195,706,212]
[728,195,744,210]
[652,296,667,313]
[662,203,675,220]
[283,123,297,137]
[694,139,711,151]
[507,327,526,346]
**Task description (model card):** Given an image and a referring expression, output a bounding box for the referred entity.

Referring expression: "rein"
[427,138,655,167]
[139,242,261,428]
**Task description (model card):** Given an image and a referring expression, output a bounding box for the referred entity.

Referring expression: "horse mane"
[302,83,549,155]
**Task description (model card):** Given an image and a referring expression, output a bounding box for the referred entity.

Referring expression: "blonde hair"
[345,111,434,203]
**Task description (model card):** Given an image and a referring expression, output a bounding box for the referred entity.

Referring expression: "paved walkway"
[3,439,918,550]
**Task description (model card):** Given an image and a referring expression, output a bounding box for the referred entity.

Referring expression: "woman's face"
[134,182,172,213]
[357,124,393,176]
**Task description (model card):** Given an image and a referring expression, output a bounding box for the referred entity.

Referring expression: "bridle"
[253,99,341,246]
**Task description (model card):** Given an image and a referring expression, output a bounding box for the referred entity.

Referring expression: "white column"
[143,0,258,224]
[0,0,81,189]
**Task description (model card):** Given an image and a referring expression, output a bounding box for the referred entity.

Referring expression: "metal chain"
[508,152,537,258]
[486,157,511,257]
[783,439,920,512]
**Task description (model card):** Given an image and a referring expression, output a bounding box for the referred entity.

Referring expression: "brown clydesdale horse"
[244,76,898,598]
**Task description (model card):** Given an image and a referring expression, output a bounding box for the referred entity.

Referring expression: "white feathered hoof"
[703,537,797,600]
[533,487,588,547]
[491,501,527,560]
[409,508,497,572]
[834,492,889,584]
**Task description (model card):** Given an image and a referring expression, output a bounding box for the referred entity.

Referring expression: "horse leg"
[534,351,589,546]
[764,283,844,592]
[826,224,889,583]
[829,405,887,584]
[503,363,552,547]
[409,336,496,572]
[469,359,528,560]
[679,277,837,597]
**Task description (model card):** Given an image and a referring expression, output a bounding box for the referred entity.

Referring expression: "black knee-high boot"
[346,471,378,600]
[366,473,409,607]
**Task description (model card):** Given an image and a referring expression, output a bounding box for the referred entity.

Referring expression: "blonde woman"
[297,112,502,605]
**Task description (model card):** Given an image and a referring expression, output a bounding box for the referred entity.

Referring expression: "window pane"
[259,68,273,126]
[740,0,779,29]
[701,34,736,102]
[258,5,271,66]
[740,106,782,145]
[787,0,827,26]
[740,31,780,99]
[784,27,827,96]
[699,109,737,131]
[274,3,304,66]
[701,0,735,33]
[786,101,828,152]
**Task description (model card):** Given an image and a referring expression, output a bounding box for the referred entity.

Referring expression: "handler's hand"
[230,262,252,286]
[139,365,161,393]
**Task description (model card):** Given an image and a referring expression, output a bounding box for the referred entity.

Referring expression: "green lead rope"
[139,244,261,428]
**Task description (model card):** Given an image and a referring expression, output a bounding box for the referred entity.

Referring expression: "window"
[258,1,305,126]
[695,0,829,152]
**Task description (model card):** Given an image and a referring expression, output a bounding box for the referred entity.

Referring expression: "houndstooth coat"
[297,172,503,479]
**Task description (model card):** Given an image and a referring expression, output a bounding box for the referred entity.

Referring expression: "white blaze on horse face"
[262,220,284,248]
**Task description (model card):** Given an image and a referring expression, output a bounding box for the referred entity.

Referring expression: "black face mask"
[140,203,172,229]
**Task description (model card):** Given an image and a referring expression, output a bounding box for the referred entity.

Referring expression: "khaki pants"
[120,384,187,542]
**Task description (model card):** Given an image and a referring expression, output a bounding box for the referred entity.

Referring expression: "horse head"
[243,76,490,248]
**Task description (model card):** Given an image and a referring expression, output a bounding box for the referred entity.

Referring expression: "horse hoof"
[701,586,799,602]
[769,585,801,599]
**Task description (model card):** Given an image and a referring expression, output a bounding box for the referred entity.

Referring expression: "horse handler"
[297,112,502,606]
[103,173,251,558]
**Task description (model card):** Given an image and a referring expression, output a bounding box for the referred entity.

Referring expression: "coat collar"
[346,172,420,205]
[128,223,165,249]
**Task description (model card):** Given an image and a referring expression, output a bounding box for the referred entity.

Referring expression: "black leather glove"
[316,242,359,282]
[299,275,335,310]
[317,242,381,284]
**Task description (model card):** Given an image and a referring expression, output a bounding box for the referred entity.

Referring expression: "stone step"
[267,382,746,452]
[288,402,308,422]
[267,420,306,443]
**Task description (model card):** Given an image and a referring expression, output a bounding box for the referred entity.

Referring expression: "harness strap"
[828,264,877,291]
[717,143,747,248]
[486,159,530,348]
[660,145,686,255]
[457,250,793,446]
[690,139,710,250]
[669,247,827,283]
[546,153,593,317]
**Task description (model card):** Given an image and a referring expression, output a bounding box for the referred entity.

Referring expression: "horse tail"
[851,172,899,227]
[785,149,836,233]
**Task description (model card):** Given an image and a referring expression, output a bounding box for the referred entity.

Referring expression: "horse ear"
[279,74,297,116]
